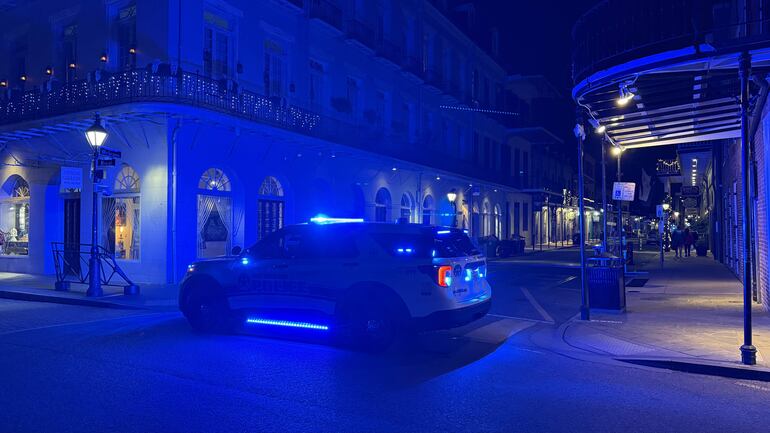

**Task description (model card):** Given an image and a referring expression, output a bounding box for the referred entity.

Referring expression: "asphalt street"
[1,250,768,433]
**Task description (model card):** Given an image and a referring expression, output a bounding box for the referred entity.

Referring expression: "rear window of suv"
[369,230,481,258]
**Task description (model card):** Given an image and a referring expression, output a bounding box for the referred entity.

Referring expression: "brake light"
[438,265,453,287]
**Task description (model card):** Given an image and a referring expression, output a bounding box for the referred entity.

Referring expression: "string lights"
[0,68,320,132]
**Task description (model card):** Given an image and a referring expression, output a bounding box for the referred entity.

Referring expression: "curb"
[618,358,770,382]
[0,289,146,310]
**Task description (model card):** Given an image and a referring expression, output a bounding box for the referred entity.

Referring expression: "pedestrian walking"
[684,227,694,257]
[671,227,683,257]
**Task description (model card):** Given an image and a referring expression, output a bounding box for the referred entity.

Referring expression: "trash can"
[587,256,626,311]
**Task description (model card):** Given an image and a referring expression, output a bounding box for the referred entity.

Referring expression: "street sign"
[99,147,122,158]
[98,158,116,167]
[682,185,700,196]
[60,166,82,192]
[612,182,636,201]
[656,205,665,218]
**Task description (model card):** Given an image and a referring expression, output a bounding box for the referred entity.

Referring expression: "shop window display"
[0,175,30,256]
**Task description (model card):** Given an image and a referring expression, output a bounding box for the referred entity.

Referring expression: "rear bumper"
[413,298,491,331]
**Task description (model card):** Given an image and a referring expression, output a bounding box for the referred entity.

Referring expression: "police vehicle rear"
[179,218,491,350]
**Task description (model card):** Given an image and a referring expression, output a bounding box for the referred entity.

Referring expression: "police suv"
[179,217,491,349]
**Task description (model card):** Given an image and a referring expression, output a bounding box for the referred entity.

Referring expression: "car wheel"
[338,295,406,352]
[183,287,231,333]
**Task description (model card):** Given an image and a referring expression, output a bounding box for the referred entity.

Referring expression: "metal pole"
[575,116,589,321]
[601,137,608,251]
[617,151,622,257]
[87,146,103,297]
[739,52,757,365]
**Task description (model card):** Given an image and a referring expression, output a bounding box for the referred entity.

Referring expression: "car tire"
[337,292,408,353]
[182,287,232,334]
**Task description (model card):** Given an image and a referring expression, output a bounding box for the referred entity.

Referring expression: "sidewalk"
[0,272,178,310]
[561,250,770,374]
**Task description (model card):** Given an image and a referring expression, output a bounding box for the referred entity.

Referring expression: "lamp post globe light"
[447,189,458,227]
[86,114,107,297]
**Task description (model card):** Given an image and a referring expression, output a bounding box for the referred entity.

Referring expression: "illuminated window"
[103,164,140,259]
[422,194,434,225]
[375,188,391,222]
[257,176,284,240]
[400,193,414,222]
[0,175,30,256]
[197,168,232,258]
[482,201,491,236]
[494,204,502,239]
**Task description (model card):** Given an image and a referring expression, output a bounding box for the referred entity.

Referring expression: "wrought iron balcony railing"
[308,0,343,31]
[0,69,320,133]
[572,0,770,83]
[346,19,376,49]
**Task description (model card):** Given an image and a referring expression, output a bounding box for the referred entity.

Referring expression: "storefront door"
[63,198,80,275]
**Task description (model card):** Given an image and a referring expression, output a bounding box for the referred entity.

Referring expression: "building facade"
[0,0,534,285]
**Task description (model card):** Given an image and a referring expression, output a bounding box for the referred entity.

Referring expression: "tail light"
[437,265,453,287]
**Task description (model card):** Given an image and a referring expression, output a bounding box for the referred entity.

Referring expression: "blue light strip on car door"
[245,317,330,331]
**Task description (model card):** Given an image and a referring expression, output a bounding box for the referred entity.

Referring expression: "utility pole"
[575,112,589,321]
[738,51,757,365]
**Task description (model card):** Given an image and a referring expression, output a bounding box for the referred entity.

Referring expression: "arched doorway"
[197,168,233,258]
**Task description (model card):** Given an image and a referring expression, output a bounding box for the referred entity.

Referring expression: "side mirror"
[231,246,242,256]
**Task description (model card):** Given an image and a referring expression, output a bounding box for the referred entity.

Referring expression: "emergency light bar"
[309,216,365,224]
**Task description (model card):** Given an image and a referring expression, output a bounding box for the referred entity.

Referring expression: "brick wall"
[754,104,770,311]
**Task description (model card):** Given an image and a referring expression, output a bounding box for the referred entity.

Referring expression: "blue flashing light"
[245,317,329,331]
[465,269,472,282]
[445,275,453,286]
[241,257,250,265]
[405,248,413,253]
[187,264,195,272]
[431,249,436,257]
[463,229,469,234]
[397,248,404,253]
[396,247,415,254]
[437,230,451,235]
[310,215,365,224]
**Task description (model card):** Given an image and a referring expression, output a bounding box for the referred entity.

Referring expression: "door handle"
[273,263,289,269]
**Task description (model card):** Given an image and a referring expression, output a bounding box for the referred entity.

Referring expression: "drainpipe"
[168,118,181,284]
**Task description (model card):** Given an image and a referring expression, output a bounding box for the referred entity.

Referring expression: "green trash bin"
[587,256,626,312]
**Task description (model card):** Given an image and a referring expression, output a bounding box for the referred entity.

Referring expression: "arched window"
[0,175,30,256]
[375,187,391,222]
[482,202,491,236]
[422,194,434,225]
[494,204,502,239]
[400,193,414,222]
[197,168,233,258]
[258,176,284,240]
[103,164,141,259]
[198,167,231,192]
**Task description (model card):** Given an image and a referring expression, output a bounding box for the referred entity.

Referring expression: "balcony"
[424,69,444,92]
[345,19,375,51]
[308,0,343,32]
[573,0,770,83]
[374,39,402,66]
[0,69,320,134]
[401,55,425,81]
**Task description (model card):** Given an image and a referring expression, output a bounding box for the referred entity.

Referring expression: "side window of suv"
[248,230,285,259]
[286,227,359,259]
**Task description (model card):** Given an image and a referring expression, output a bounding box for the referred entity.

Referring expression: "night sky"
[472,0,677,213]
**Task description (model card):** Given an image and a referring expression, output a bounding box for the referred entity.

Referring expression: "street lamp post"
[612,146,623,256]
[85,114,108,297]
[574,114,589,321]
[447,189,458,228]
[601,137,608,252]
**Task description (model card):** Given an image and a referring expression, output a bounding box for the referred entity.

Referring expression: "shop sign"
[682,185,700,196]
[60,166,82,192]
